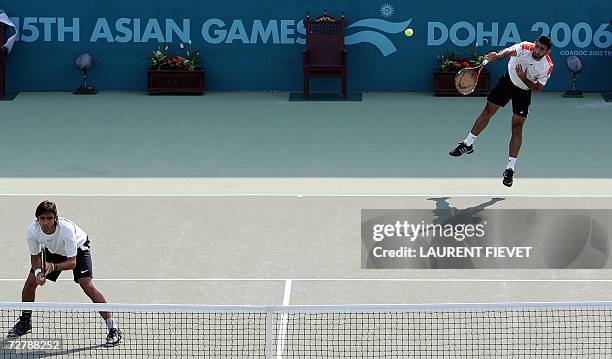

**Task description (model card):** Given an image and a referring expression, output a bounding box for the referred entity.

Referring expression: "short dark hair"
[537,35,552,50]
[35,200,58,219]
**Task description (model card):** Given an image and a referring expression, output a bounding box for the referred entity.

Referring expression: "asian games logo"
[343,3,413,57]
[198,3,413,57]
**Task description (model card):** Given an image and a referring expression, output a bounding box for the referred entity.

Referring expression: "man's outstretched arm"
[486,46,518,62]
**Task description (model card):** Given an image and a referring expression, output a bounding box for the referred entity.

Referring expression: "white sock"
[507,157,517,170]
[464,132,477,146]
[105,318,118,330]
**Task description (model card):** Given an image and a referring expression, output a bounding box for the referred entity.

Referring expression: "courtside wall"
[2,1,611,92]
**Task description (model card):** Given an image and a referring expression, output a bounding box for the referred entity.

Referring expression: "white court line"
[282,280,293,305]
[276,280,292,359]
[1,278,612,282]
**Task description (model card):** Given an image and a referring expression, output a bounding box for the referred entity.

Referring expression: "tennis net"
[1,301,611,358]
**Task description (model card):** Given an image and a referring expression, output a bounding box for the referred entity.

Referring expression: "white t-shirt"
[507,41,554,90]
[26,217,88,257]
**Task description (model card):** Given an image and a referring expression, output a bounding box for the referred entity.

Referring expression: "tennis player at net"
[7,200,121,347]
[449,35,554,187]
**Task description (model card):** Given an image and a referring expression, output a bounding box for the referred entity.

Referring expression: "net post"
[265,307,273,359]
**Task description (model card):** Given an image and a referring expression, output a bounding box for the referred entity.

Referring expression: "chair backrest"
[305,11,346,65]
[0,23,5,51]
[0,23,5,62]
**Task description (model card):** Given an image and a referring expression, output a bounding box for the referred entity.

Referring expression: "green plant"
[468,43,486,65]
[148,42,201,71]
[436,46,486,72]
[183,48,201,71]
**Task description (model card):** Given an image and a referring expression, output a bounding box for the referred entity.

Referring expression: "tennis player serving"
[449,35,554,187]
[7,200,122,347]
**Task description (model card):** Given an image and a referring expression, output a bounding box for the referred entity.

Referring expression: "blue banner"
[1,1,611,91]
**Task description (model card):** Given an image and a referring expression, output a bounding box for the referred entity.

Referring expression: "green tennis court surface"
[0,92,610,177]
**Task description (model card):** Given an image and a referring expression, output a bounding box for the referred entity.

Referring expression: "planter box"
[147,70,205,95]
[434,70,490,96]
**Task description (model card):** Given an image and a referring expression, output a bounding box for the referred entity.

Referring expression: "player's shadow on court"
[425,197,505,269]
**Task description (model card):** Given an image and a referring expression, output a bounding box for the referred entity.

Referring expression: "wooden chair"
[302,10,347,99]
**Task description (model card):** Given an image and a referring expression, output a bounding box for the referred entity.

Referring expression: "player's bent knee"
[24,274,37,287]
[512,116,527,128]
[24,280,37,291]
[484,102,499,116]
[78,278,95,290]
[511,124,524,135]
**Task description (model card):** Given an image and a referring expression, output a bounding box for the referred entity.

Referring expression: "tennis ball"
[404,28,414,37]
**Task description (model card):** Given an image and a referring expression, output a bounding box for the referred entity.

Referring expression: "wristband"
[34,269,42,277]
[52,263,57,271]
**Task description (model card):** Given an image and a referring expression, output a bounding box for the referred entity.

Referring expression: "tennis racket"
[454,59,489,95]
[40,243,47,279]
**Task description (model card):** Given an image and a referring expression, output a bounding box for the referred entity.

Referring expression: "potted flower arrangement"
[147,42,205,95]
[433,47,490,96]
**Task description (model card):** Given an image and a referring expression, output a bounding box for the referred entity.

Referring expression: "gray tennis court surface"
[1,195,611,306]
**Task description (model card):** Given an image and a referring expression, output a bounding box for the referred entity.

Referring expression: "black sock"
[21,310,32,321]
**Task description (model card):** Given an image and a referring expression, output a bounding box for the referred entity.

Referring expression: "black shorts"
[30,239,93,283]
[487,72,532,117]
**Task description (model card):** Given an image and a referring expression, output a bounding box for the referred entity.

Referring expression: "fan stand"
[563,72,583,98]
[73,68,97,95]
